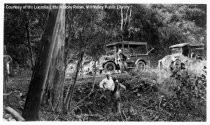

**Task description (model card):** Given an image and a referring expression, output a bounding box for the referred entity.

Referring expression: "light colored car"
[158,43,205,72]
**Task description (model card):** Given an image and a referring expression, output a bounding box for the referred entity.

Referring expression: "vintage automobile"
[158,42,205,71]
[169,43,205,59]
[98,41,154,73]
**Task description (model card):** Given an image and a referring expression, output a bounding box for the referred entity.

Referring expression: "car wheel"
[136,61,146,71]
[104,62,116,72]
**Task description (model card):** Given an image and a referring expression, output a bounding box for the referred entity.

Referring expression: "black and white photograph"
[2,2,207,122]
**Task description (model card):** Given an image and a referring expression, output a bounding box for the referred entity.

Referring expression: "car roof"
[169,43,190,48]
[169,43,204,49]
[190,44,204,48]
[106,41,147,47]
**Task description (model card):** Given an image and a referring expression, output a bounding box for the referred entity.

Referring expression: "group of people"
[99,72,126,114]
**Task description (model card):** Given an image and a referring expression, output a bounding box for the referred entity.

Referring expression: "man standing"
[112,79,126,114]
[99,72,115,104]
[99,72,126,114]
[117,49,128,73]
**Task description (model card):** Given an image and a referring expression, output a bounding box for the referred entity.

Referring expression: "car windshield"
[192,49,204,56]
[106,43,148,55]
[130,45,147,54]
[106,46,115,55]
[117,44,130,55]
[171,48,182,54]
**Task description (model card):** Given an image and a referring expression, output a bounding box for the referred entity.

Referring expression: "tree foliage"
[4,4,206,68]
[4,6,49,68]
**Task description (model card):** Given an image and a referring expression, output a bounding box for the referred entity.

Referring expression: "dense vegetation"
[4,4,206,69]
[4,68,206,121]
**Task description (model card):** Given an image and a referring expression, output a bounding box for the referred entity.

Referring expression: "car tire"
[136,61,146,71]
[104,62,116,72]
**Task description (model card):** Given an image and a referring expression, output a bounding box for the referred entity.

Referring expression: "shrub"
[158,69,206,121]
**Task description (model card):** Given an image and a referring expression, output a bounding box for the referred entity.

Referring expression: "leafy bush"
[158,69,206,121]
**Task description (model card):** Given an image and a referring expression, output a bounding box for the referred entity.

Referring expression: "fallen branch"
[122,110,127,121]
[75,88,94,107]
[4,106,25,121]
[3,92,12,96]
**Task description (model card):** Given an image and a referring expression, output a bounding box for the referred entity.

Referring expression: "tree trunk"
[120,8,124,32]
[22,6,65,121]
[3,58,9,105]
[91,60,97,90]
[128,9,132,39]
[25,18,34,69]
[64,52,84,113]
[42,7,66,113]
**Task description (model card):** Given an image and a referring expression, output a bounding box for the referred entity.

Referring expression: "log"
[3,92,12,96]
[5,106,25,121]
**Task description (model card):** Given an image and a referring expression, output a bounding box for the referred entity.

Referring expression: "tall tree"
[22,5,65,120]
[24,11,35,68]
[41,6,66,113]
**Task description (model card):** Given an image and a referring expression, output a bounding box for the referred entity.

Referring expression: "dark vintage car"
[99,41,154,72]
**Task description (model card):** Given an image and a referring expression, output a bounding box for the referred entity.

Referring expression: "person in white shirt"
[99,72,115,112]
[99,72,126,113]
[99,72,115,91]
